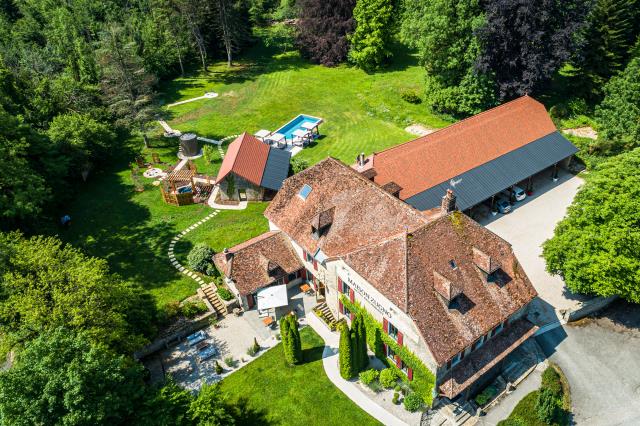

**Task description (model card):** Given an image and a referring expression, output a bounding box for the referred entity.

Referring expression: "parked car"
[496,197,511,214]
[512,185,526,201]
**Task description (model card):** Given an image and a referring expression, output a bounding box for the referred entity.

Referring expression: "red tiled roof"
[213,231,303,296]
[264,158,431,258]
[216,132,270,186]
[358,96,558,199]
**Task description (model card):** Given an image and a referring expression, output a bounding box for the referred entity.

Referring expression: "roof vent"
[433,271,463,307]
[356,152,366,167]
[267,260,281,277]
[298,184,312,200]
[223,247,233,262]
[472,247,501,278]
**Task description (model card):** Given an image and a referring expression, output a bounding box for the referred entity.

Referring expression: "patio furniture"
[258,309,269,318]
[196,341,209,350]
[301,121,319,135]
[262,317,275,328]
[266,132,285,146]
[186,330,207,346]
[292,129,311,146]
[197,345,217,362]
[300,283,312,294]
[254,129,271,141]
[233,307,243,317]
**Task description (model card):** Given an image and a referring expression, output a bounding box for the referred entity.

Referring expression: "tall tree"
[594,56,640,154]
[0,328,147,425]
[476,0,590,100]
[174,0,209,72]
[574,0,637,96]
[348,0,394,71]
[187,383,236,425]
[296,0,356,66]
[399,0,496,115]
[214,0,251,67]
[543,148,640,303]
[338,321,354,379]
[97,23,157,148]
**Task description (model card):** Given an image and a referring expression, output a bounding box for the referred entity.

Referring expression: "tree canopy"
[0,328,147,425]
[348,0,394,71]
[543,148,640,303]
[0,232,156,354]
[296,0,355,66]
[594,56,640,154]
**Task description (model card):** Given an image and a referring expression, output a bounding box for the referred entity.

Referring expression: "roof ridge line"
[372,95,536,158]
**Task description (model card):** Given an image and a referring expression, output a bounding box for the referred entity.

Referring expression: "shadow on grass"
[231,397,272,426]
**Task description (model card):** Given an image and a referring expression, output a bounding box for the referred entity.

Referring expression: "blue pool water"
[275,114,322,141]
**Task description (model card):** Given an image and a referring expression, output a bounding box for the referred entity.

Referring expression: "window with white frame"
[386,345,396,361]
[340,279,350,296]
[387,321,399,340]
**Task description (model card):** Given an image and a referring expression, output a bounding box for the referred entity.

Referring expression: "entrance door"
[247,293,255,309]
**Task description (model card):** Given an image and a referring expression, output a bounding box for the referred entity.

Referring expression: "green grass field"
[158,32,452,166]
[220,327,380,426]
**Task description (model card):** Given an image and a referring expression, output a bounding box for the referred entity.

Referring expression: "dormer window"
[311,207,335,239]
[433,271,463,309]
[449,259,457,270]
[472,247,501,282]
[298,184,312,200]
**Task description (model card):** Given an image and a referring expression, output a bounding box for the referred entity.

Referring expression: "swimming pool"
[274,114,323,141]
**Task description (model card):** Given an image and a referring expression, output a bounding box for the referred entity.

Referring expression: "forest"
[0,0,639,424]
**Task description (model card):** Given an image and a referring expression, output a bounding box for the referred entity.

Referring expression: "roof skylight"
[298,184,312,200]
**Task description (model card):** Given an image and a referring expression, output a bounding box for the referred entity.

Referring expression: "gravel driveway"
[536,301,640,425]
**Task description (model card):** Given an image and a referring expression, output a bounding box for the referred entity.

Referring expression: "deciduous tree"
[476,0,590,100]
[296,0,355,66]
[543,148,640,303]
[348,0,394,71]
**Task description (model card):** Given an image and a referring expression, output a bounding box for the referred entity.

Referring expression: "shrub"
[536,388,561,424]
[215,361,223,375]
[217,287,233,301]
[541,366,563,397]
[475,385,498,406]
[163,301,182,319]
[205,263,217,276]
[202,145,216,164]
[400,89,422,104]
[247,345,258,357]
[290,157,310,175]
[392,392,400,405]
[339,322,354,379]
[359,369,379,385]
[394,385,401,392]
[181,300,208,318]
[379,368,397,389]
[549,104,568,120]
[187,243,214,273]
[224,357,236,368]
[252,337,260,353]
[403,392,423,412]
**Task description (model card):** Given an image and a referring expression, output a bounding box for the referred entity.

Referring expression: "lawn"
[58,149,267,307]
[158,29,452,166]
[220,327,380,426]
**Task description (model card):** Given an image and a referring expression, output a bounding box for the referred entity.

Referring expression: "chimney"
[441,189,457,213]
[223,248,233,262]
[356,152,366,167]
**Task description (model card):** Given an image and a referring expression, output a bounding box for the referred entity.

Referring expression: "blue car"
[496,197,511,214]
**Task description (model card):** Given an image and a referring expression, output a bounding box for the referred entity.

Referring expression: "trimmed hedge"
[340,295,435,404]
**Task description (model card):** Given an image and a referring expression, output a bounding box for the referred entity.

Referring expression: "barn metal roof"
[404,131,578,211]
[260,147,291,191]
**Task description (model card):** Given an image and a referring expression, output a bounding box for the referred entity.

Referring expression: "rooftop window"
[449,259,457,269]
[298,184,312,200]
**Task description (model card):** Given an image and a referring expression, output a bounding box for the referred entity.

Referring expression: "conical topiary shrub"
[339,321,354,379]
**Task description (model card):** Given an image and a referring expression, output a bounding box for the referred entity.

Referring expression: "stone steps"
[202,284,226,316]
[317,302,337,328]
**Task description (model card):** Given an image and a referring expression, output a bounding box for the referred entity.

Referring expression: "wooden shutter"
[408,368,413,381]
[350,312,355,321]
[302,250,307,261]
[338,277,342,292]
[349,288,355,303]
[383,343,388,356]
[284,274,289,284]
[395,355,402,368]
[301,269,307,280]
[247,294,254,309]
[383,318,389,334]
[397,331,403,347]
[338,300,343,314]
[313,259,318,270]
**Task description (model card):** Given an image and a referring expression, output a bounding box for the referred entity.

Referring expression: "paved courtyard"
[477,169,587,318]
[536,301,640,425]
[162,287,317,392]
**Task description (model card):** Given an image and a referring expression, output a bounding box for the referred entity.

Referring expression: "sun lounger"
[197,345,218,362]
[186,330,207,346]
